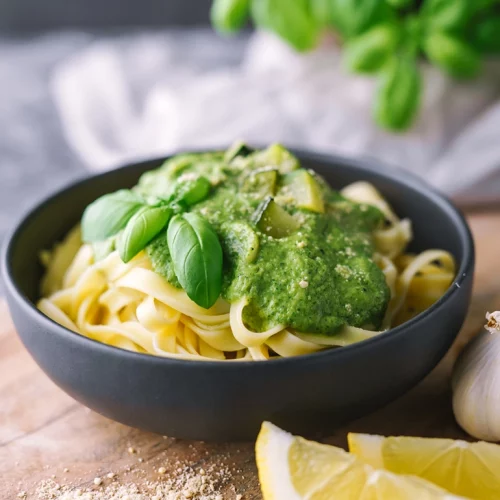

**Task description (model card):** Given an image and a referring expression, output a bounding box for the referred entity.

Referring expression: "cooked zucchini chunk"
[224,141,254,163]
[252,197,300,238]
[253,144,300,174]
[241,167,278,197]
[221,221,260,263]
[281,169,325,213]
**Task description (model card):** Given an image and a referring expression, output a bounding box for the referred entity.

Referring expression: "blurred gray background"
[0,0,210,32]
[0,1,240,255]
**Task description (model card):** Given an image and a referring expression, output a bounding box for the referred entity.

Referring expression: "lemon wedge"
[349,433,500,499]
[256,422,464,499]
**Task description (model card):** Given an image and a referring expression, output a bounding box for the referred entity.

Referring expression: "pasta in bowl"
[3,146,473,439]
[39,144,456,361]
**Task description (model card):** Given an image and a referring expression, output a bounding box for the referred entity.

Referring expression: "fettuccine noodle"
[38,181,456,361]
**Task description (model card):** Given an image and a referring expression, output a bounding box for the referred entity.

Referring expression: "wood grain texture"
[1,212,499,499]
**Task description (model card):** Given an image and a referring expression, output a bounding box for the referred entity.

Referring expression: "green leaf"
[210,0,250,35]
[386,0,414,9]
[423,32,480,78]
[330,0,394,38]
[374,56,421,131]
[420,0,470,32]
[167,213,223,309]
[251,0,320,52]
[81,190,145,243]
[173,175,212,206]
[471,0,500,14]
[470,17,500,54]
[311,0,334,26]
[92,237,116,261]
[344,24,401,74]
[403,14,423,51]
[118,206,172,263]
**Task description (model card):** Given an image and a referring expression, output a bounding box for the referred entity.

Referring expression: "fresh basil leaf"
[118,206,172,263]
[211,0,250,34]
[470,0,499,13]
[423,32,480,78]
[331,0,394,38]
[420,0,470,32]
[169,202,188,214]
[403,14,423,50]
[344,24,401,74]
[386,0,414,9]
[173,176,212,206]
[251,0,320,52]
[311,0,334,26]
[470,17,500,54]
[82,190,145,243]
[92,237,116,262]
[167,213,223,309]
[374,55,421,130]
[144,195,167,206]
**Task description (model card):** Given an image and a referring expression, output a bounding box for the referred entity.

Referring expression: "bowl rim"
[2,148,475,369]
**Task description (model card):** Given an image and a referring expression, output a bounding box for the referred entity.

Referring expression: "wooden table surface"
[2,211,500,499]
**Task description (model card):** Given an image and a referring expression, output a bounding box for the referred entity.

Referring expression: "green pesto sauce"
[140,146,390,335]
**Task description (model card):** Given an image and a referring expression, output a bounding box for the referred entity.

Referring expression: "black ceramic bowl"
[2,150,474,441]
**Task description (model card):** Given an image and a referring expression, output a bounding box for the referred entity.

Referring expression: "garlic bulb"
[452,311,500,441]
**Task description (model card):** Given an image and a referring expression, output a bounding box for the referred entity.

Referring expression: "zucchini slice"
[252,197,300,238]
[224,141,254,163]
[281,169,325,213]
[253,144,299,174]
[241,167,278,197]
[221,221,260,263]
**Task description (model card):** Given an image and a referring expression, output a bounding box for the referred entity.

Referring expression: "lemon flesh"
[256,422,464,500]
[349,433,500,500]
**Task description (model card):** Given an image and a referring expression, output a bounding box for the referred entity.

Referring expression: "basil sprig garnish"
[167,213,223,309]
[82,190,145,243]
[211,0,250,35]
[173,175,212,206]
[118,206,172,263]
[209,0,496,131]
[81,175,222,309]
[92,237,117,262]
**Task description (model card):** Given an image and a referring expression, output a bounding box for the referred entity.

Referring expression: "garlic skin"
[452,311,500,441]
